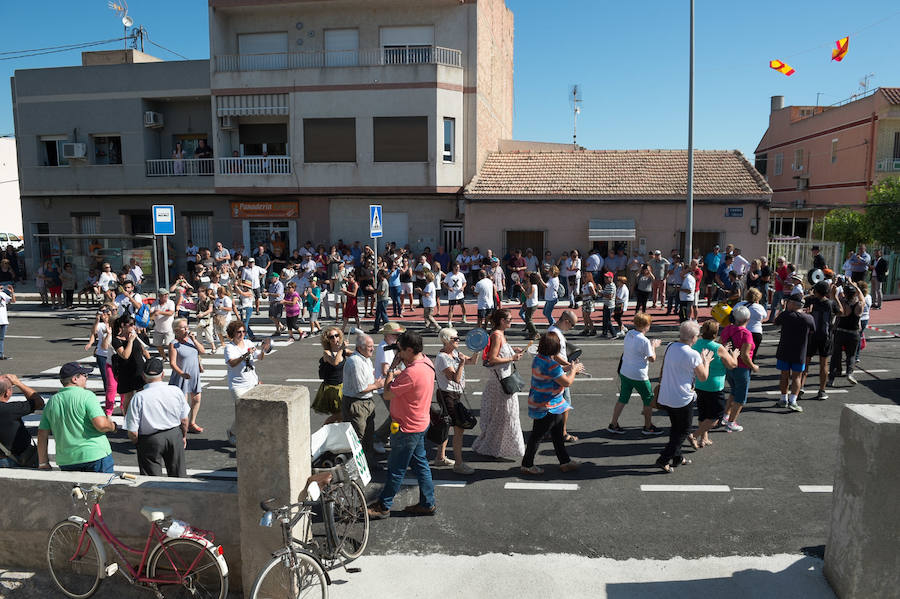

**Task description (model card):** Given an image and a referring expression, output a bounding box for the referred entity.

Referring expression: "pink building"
[755,88,900,238]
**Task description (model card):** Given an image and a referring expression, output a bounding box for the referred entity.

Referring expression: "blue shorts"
[725,368,751,405]
[775,359,806,373]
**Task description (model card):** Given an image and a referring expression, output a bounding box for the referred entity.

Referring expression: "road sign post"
[152,205,175,290]
[370,204,383,270]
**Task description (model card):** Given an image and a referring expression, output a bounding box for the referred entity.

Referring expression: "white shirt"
[735,301,766,334]
[615,284,630,307]
[225,341,260,392]
[445,272,466,300]
[124,381,189,435]
[548,324,567,362]
[545,277,560,301]
[422,281,437,308]
[214,249,230,264]
[620,329,653,381]
[152,299,175,333]
[435,350,465,393]
[732,254,750,276]
[343,353,375,399]
[93,321,110,358]
[470,254,483,271]
[475,278,494,310]
[98,271,118,291]
[115,292,143,317]
[861,295,872,321]
[679,274,696,302]
[128,265,144,284]
[214,296,233,316]
[241,265,266,289]
[585,253,602,272]
[658,342,701,408]
[374,340,399,395]
[0,290,10,326]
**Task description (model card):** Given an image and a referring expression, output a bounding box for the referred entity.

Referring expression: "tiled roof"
[880,87,900,105]
[465,149,772,200]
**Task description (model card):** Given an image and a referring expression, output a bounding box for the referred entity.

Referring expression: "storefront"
[31,233,162,289]
[231,200,299,255]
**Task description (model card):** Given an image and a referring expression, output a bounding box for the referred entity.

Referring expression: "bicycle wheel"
[332,481,369,560]
[250,550,327,599]
[46,520,103,599]
[147,538,228,599]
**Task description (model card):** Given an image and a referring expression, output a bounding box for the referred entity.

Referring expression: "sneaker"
[725,422,744,432]
[403,503,436,516]
[606,423,626,435]
[776,398,788,408]
[721,416,730,427]
[816,390,829,401]
[788,402,804,413]
[227,432,237,447]
[559,460,581,473]
[431,456,455,468]
[367,502,390,520]
[373,441,386,455]
[847,374,858,385]
[797,388,805,399]
[453,462,475,475]
[827,377,836,387]
[642,425,664,435]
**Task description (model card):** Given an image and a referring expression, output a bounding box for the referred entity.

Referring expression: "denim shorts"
[725,367,751,405]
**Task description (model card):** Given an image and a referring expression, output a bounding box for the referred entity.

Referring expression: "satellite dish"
[808,269,825,285]
[122,15,133,27]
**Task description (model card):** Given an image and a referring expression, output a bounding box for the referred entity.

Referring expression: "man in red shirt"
[767,256,789,323]
[368,331,436,518]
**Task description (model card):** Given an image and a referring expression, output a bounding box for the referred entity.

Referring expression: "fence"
[767,239,842,274]
[215,46,463,72]
[217,156,291,175]
[145,158,214,176]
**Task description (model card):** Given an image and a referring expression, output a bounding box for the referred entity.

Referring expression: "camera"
[384,343,399,351]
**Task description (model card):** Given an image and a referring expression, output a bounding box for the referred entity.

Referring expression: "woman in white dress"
[472,309,526,459]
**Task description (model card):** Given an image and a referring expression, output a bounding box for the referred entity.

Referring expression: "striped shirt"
[527,354,570,419]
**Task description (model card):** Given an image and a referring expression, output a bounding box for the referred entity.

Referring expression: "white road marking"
[764,390,848,395]
[5,335,42,339]
[505,482,580,491]
[205,385,229,390]
[640,485,731,492]
[733,487,765,491]
[799,485,833,493]
[861,369,889,373]
[402,478,466,488]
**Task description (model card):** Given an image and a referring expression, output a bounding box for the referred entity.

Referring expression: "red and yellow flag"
[832,36,849,62]
[769,60,795,76]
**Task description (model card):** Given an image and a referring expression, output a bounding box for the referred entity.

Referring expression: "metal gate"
[767,238,842,273]
[441,221,463,252]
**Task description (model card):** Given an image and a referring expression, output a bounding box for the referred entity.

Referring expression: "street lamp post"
[685,0,695,263]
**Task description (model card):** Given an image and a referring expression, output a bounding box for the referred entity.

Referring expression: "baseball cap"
[653,250,661,255]
[59,362,93,380]
[269,272,280,278]
[158,288,169,295]
[604,272,614,278]
[248,257,255,262]
[143,357,165,376]
[788,292,804,303]
[714,245,720,249]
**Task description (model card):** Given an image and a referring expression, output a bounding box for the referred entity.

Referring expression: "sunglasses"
[235,330,245,334]
[327,333,341,339]
[450,337,460,342]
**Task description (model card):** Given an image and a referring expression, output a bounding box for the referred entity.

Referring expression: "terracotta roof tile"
[465,149,772,200]
[880,87,900,105]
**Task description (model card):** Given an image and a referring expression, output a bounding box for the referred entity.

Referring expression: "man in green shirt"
[38,362,117,473]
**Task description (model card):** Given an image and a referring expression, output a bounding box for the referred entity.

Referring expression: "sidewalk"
[0,553,836,598]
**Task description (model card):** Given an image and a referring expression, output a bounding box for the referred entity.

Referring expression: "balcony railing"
[218,156,292,175]
[215,46,462,72]
[875,157,900,172]
[146,158,215,176]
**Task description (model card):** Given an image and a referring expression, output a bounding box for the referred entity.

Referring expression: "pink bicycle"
[46,473,229,599]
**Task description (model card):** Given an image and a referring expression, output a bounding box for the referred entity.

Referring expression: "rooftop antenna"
[569,84,583,148]
[859,73,875,94]
[108,1,132,49]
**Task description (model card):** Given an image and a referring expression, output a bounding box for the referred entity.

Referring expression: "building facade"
[754,88,900,238]
[463,147,772,261]
[0,137,23,239]
[12,0,514,273]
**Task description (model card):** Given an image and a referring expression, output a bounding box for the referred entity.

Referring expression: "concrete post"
[236,384,311,598]
[824,404,900,598]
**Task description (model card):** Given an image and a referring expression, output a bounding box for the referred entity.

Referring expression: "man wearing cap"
[648,250,668,309]
[704,245,722,305]
[124,358,189,477]
[240,257,267,315]
[264,272,285,335]
[151,289,176,360]
[37,362,117,472]
[0,374,45,468]
[373,322,405,454]
[773,293,815,413]
[789,272,804,297]
[342,333,385,464]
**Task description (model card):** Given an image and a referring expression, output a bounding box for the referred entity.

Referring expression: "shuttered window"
[189,216,211,250]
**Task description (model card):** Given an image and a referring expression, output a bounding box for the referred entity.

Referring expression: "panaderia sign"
[231,201,299,219]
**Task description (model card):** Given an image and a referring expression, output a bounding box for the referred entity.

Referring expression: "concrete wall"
[329,195,457,252]
[472,0,514,177]
[0,470,242,588]
[0,137,23,236]
[464,200,770,260]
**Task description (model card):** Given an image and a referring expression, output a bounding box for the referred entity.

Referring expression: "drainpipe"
[866,111,877,190]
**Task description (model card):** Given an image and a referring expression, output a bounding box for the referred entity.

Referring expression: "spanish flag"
[832,37,849,62]
[769,60,795,76]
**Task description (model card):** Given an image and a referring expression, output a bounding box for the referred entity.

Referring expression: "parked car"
[0,232,24,252]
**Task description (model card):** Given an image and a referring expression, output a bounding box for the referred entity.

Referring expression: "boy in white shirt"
[474,270,495,329]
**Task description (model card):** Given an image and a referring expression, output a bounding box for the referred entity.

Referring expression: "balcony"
[145,158,214,177]
[215,46,462,73]
[218,156,291,175]
[875,157,900,172]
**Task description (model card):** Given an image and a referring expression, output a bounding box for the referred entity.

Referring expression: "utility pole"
[685,0,695,263]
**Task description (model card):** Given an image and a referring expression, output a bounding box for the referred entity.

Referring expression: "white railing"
[767,239,842,274]
[875,157,900,172]
[218,156,292,175]
[145,158,215,176]
[215,46,462,72]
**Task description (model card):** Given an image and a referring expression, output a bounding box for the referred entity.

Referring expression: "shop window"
[373,117,427,162]
[303,118,356,163]
[93,136,122,165]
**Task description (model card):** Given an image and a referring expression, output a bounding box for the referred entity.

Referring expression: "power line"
[0,38,127,61]
[147,39,188,60]
[0,38,124,56]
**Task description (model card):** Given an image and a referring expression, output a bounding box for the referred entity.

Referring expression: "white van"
[0,232,23,252]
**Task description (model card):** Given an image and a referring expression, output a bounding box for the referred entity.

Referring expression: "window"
[774,153,783,176]
[93,136,122,165]
[77,215,98,235]
[39,136,68,166]
[189,215,211,250]
[443,118,455,162]
[793,148,803,171]
[373,117,428,162]
[303,118,356,163]
[380,26,434,64]
[831,138,839,164]
[754,154,767,177]
[893,131,900,160]
[238,32,288,69]
[324,29,359,67]
[239,124,288,156]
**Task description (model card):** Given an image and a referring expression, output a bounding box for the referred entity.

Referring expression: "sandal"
[188,424,204,434]
[563,434,579,442]
[687,434,700,450]
[520,465,544,475]
[675,457,692,467]
[657,462,674,473]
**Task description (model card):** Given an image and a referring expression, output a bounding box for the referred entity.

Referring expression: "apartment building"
[12,0,513,273]
[754,88,900,238]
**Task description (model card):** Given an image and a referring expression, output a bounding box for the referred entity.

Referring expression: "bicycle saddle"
[140,506,173,523]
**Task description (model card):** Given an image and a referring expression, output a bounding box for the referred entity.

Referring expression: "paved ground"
[1,297,897,596]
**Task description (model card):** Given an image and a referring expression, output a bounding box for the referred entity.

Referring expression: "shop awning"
[588,219,636,240]
[216,93,289,117]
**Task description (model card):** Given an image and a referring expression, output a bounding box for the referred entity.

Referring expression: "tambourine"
[465,328,490,352]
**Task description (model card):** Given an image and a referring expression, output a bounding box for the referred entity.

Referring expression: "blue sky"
[2,0,898,158]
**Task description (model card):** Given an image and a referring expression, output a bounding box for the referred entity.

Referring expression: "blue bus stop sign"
[152,205,175,236]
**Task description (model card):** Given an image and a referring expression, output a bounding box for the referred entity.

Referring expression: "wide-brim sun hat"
[380,322,406,335]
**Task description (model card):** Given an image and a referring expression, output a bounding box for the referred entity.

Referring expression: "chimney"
[771,95,785,113]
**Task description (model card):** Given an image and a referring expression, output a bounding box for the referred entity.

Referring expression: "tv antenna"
[108,1,133,48]
[569,85,583,148]
[858,73,875,94]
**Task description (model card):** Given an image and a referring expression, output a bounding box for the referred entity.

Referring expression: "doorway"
[505,230,544,257]
[678,231,721,258]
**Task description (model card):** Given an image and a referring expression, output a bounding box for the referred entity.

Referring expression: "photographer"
[828,278,864,386]
[0,374,45,468]
[224,320,271,447]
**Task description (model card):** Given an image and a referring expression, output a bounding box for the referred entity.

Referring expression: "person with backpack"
[801,282,839,401]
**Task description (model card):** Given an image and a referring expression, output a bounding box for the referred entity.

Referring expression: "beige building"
[463,146,772,260]
[0,137,23,239]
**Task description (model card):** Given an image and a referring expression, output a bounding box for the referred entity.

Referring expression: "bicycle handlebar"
[71,473,137,502]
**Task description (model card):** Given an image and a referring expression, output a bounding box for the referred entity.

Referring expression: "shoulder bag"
[0,438,38,468]
[493,364,524,394]
[651,345,670,411]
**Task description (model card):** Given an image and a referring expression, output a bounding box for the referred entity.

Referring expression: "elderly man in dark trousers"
[342,332,385,465]
[124,357,189,477]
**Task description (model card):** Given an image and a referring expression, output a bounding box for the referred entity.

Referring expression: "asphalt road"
[3,300,898,561]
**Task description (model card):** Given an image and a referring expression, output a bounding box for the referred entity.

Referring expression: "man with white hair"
[342,332,385,463]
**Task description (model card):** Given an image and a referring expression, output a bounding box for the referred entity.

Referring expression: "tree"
[865,177,900,249]
[812,208,871,251]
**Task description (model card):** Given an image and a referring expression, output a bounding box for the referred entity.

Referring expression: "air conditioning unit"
[62,142,87,160]
[143,111,164,128]
[220,115,236,130]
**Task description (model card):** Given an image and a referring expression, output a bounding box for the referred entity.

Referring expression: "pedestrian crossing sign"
[369,204,383,238]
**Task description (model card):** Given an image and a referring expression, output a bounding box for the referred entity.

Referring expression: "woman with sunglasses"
[434,327,477,474]
[312,326,352,424]
[111,314,150,416]
[84,307,116,415]
[236,279,256,340]
[169,318,207,434]
[224,320,271,446]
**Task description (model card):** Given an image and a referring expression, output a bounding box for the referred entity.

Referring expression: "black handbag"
[426,401,451,444]
[453,392,478,430]
[495,366,525,394]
